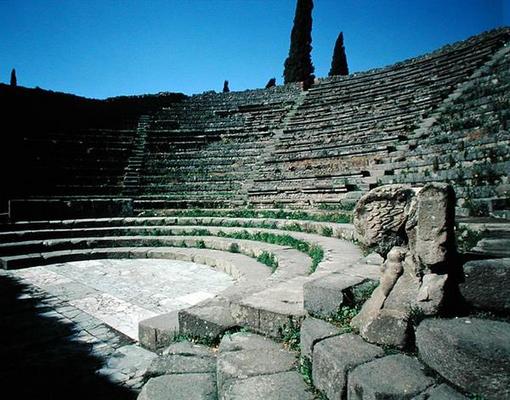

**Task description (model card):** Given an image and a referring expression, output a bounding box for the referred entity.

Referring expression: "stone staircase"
[123,115,152,196]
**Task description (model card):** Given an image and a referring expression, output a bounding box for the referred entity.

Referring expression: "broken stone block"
[222,371,313,400]
[312,333,383,400]
[138,311,179,351]
[178,297,236,342]
[217,332,297,396]
[416,317,510,400]
[347,354,434,400]
[413,383,468,400]
[300,316,341,359]
[137,373,217,400]
[351,183,458,348]
[353,184,416,257]
[460,258,510,312]
[303,273,367,317]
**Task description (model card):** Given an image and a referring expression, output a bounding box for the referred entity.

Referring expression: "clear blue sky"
[1,0,508,99]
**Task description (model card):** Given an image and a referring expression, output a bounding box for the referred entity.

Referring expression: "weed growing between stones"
[173,326,255,350]
[326,306,358,332]
[469,394,486,400]
[321,226,333,237]
[167,237,281,273]
[140,208,352,223]
[215,230,325,272]
[408,306,426,327]
[299,356,313,386]
[456,225,482,253]
[350,280,379,306]
[299,355,328,399]
[279,318,301,351]
[228,242,240,253]
[286,222,304,232]
[172,333,218,347]
[324,281,379,331]
[318,202,356,212]
[257,251,279,272]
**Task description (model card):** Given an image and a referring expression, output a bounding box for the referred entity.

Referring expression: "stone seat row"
[144,151,261,165]
[278,118,415,147]
[272,135,400,160]
[0,217,379,350]
[313,30,505,92]
[145,140,268,154]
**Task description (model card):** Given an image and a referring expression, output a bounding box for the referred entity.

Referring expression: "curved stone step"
[0,215,355,240]
[0,235,310,280]
[416,317,510,399]
[138,334,314,400]
[0,220,374,344]
[217,332,313,400]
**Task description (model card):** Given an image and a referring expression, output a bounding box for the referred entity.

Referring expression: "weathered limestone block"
[416,318,510,400]
[312,333,383,400]
[139,311,179,351]
[347,354,434,400]
[460,258,510,312]
[217,332,299,398]
[300,317,341,359]
[412,384,468,400]
[178,297,236,342]
[351,183,457,348]
[303,273,368,317]
[405,183,456,272]
[138,373,217,400]
[353,184,415,257]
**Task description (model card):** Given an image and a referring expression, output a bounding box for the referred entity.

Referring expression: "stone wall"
[3,28,509,216]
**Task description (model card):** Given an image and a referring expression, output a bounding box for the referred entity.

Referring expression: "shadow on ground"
[0,274,137,400]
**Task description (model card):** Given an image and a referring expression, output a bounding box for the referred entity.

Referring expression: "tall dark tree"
[329,32,349,76]
[222,80,230,93]
[283,0,314,84]
[10,68,17,87]
[265,78,276,89]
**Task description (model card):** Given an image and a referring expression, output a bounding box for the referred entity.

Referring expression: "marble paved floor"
[8,259,235,340]
[2,259,235,393]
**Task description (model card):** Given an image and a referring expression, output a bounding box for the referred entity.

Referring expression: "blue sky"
[1,0,508,99]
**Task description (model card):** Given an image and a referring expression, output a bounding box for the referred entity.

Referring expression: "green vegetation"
[279,318,301,351]
[321,226,333,237]
[257,251,279,272]
[408,306,426,327]
[318,202,356,211]
[141,208,352,224]
[215,230,325,273]
[349,280,379,306]
[324,281,379,331]
[229,242,240,253]
[326,306,358,332]
[299,356,313,386]
[299,356,328,399]
[172,333,217,347]
[456,225,482,253]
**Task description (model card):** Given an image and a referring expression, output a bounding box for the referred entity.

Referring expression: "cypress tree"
[283,0,314,84]
[10,68,17,86]
[265,78,276,89]
[223,80,230,93]
[329,32,349,76]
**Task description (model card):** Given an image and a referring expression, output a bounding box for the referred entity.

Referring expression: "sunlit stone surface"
[9,259,235,340]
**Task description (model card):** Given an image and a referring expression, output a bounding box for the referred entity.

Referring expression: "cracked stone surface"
[2,258,235,393]
[8,258,235,340]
